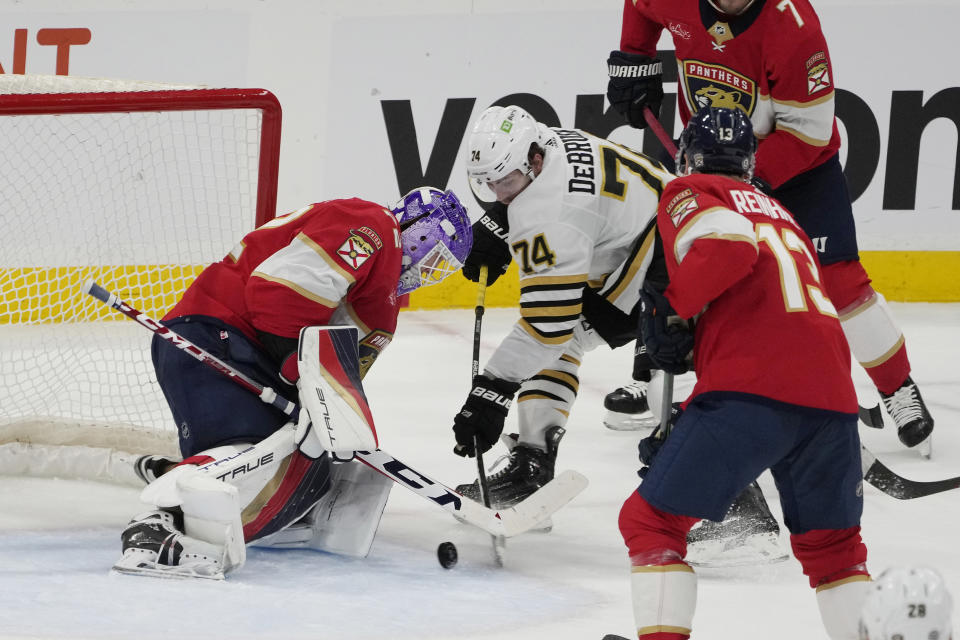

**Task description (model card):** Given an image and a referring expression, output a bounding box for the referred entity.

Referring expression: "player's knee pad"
[790,527,868,588]
[619,490,697,560]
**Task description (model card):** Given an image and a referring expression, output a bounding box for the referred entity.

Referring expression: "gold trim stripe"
[520,273,588,288]
[638,625,692,636]
[241,454,292,525]
[816,574,871,593]
[520,303,582,318]
[860,335,906,369]
[251,272,339,308]
[775,122,831,147]
[298,232,356,286]
[631,563,695,574]
[519,318,573,345]
[608,230,655,303]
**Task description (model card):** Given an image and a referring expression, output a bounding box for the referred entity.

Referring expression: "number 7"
[777,0,805,28]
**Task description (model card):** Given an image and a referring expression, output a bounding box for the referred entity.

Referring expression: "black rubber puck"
[437,541,458,569]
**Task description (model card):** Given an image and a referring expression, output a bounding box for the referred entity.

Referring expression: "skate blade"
[112,561,224,580]
[602,411,659,432]
[919,434,932,460]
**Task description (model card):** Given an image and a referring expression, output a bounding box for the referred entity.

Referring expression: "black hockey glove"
[452,375,521,458]
[636,404,683,478]
[638,282,694,375]
[461,202,511,286]
[606,50,664,129]
[749,175,773,195]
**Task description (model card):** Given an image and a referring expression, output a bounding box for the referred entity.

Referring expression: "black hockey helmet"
[676,106,756,178]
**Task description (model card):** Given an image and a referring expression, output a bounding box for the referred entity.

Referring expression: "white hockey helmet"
[466,105,543,200]
[859,566,954,640]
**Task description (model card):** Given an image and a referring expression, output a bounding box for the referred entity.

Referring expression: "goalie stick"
[82,279,587,539]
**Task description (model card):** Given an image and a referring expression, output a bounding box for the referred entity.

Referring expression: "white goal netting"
[0,75,282,480]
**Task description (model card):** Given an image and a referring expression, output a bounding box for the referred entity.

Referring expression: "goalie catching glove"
[606,50,664,129]
[452,375,521,457]
[639,281,694,375]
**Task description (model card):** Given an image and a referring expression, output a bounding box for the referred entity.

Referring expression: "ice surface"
[1,303,957,639]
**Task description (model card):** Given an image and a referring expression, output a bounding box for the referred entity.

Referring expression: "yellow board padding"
[0,265,203,324]
[407,251,960,309]
[859,251,960,302]
[2,251,957,324]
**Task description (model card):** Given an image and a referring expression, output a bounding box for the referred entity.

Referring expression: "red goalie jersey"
[166,198,402,353]
[621,0,841,189]
[659,173,857,414]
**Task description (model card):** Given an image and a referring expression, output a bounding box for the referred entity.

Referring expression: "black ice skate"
[685,481,788,567]
[133,455,178,484]
[456,426,565,510]
[881,376,934,449]
[603,381,658,431]
[114,510,226,579]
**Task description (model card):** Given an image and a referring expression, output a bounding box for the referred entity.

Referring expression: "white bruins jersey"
[485,127,674,383]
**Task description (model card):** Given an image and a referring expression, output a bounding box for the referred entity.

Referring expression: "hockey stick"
[858,403,884,429]
[82,280,586,538]
[643,106,678,156]
[471,265,507,565]
[861,445,960,499]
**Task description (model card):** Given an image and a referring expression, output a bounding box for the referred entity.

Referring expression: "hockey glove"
[636,404,683,478]
[452,375,521,457]
[461,202,512,286]
[638,281,694,375]
[606,51,664,129]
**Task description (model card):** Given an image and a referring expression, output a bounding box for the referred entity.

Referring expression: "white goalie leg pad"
[296,325,377,456]
[138,463,246,576]
[839,291,904,366]
[254,458,392,557]
[629,558,697,636]
[816,576,871,640]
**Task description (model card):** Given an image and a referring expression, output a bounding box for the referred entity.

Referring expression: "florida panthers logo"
[683,60,756,116]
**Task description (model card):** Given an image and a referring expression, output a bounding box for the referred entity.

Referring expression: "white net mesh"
[0,75,280,461]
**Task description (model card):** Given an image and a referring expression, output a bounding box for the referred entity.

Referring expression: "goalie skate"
[113,510,228,580]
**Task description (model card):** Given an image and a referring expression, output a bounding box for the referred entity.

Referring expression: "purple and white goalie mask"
[392,187,473,296]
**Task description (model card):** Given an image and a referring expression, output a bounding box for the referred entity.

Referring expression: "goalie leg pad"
[296,325,378,456]
[254,458,392,557]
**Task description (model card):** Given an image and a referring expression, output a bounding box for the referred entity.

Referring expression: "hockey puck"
[437,541,458,569]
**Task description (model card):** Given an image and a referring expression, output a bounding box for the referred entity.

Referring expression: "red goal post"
[0,75,283,483]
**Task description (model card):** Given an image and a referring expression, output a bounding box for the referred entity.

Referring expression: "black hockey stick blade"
[862,446,960,499]
[858,403,884,429]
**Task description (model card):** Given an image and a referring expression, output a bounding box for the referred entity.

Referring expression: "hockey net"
[0,75,281,484]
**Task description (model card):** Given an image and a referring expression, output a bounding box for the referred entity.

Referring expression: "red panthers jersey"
[167,198,402,363]
[658,173,857,413]
[621,0,841,189]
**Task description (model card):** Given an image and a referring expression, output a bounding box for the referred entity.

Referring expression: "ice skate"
[685,482,788,567]
[456,426,565,531]
[602,381,659,431]
[133,455,178,484]
[880,376,934,452]
[113,510,227,580]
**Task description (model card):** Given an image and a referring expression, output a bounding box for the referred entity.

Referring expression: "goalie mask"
[676,106,757,178]
[392,187,473,296]
[466,105,543,203]
[859,566,954,640]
